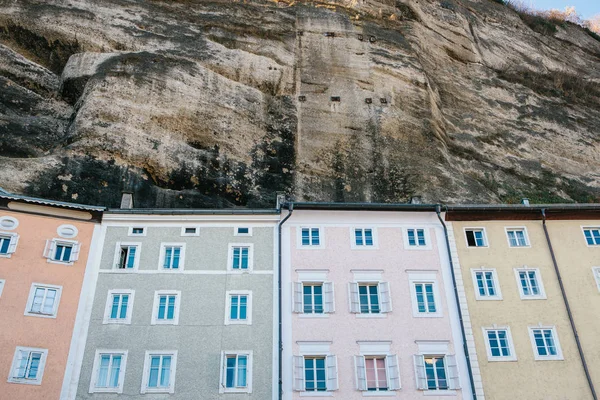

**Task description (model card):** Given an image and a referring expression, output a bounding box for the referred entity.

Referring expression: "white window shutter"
[446,355,460,389]
[379,281,392,313]
[43,239,56,259]
[413,355,427,390]
[293,356,305,391]
[354,355,367,391]
[71,243,81,262]
[7,234,19,254]
[219,352,226,389]
[293,282,303,313]
[386,354,401,390]
[326,355,338,391]
[348,282,360,313]
[323,282,335,313]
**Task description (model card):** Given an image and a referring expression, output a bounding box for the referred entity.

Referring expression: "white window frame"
[514,267,547,300]
[227,243,254,273]
[103,289,135,325]
[592,267,600,292]
[24,283,62,318]
[234,227,253,236]
[219,351,253,394]
[355,341,400,394]
[151,290,181,325]
[44,238,80,265]
[505,227,530,248]
[297,227,324,249]
[293,342,338,393]
[88,349,128,393]
[350,227,378,249]
[413,341,459,393]
[471,268,502,300]
[128,227,146,237]
[0,279,4,297]
[408,272,442,317]
[464,227,488,248]
[293,281,335,316]
[7,346,48,385]
[349,281,392,317]
[528,326,563,361]
[140,350,177,394]
[582,227,600,246]
[112,242,141,272]
[225,290,253,325]
[180,226,199,237]
[482,326,517,362]
[0,231,19,258]
[0,216,19,230]
[157,243,186,271]
[403,227,431,250]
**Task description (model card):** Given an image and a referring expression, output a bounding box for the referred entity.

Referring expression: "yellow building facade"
[447,205,598,400]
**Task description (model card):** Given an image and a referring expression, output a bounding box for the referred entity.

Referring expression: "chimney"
[276,192,287,210]
[410,196,422,205]
[120,192,134,209]
[521,198,530,206]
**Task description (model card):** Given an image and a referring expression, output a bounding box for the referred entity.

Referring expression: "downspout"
[436,205,477,399]
[541,209,597,400]
[278,203,294,400]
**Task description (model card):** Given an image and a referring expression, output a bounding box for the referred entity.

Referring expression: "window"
[181,227,198,236]
[293,282,335,314]
[293,355,338,392]
[529,327,563,360]
[159,244,185,270]
[465,228,487,247]
[24,283,62,318]
[114,243,140,271]
[471,268,502,300]
[235,227,252,236]
[43,239,80,264]
[515,268,546,299]
[229,244,253,272]
[483,327,516,361]
[89,350,128,393]
[0,232,18,257]
[128,227,145,236]
[506,228,529,247]
[141,351,177,394]
[0,279,4,297]
[355,355,400,392]
[407,228,426,247]
[225,291,252,325]
[414,355,459,391]
[583,228,600,245]
[349,282,392,314]
[151,291,181,325]
[8,347,48,385]
[415,283,436,314]
[353,228,374,247]
[409,273,442,317]
[220,352,253,393]
[103,290,134,324]
[300,227,321,247]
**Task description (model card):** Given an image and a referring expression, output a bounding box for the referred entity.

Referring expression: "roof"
[106,208,279,215]
[284,202,439,211]
[0,189,106,212]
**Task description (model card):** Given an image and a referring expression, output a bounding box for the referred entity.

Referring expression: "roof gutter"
[436,205,477,399]
[541,209,597,400]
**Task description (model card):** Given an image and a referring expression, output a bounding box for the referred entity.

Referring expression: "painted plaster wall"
[75,223,276,399]
[282,210,470,400]
[0,210,95,400]
[546,220,600,389]
[451,220,591,400]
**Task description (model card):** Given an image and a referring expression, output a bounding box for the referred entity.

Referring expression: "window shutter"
[292,282,303,313]
[386,354,401,390]
[413,355,427,390]
[446,355,460,389]
[293,356,305,391]
[43,240,56,259]
[354,355,367,391]
[219,352,226,388]
[323,282,335,313]
[70,243,81,262]
[326,355,338,391]
[7,234,19,254]
[379,281,392,312]
[348,282,360,313]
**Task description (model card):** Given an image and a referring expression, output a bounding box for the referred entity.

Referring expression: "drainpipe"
[436,205,477,399]
[541,209,597,400]
[278,203,294,400]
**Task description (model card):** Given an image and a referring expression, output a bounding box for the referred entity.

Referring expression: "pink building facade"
[281,206,474,399]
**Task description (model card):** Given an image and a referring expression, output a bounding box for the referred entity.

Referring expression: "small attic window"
[235,227,252,236]
[181,227,199,236]
[331,96,341,102]
[129,227,146,236]
[365,98,372,104]
[324,32,335,37]
[298,95,306,102]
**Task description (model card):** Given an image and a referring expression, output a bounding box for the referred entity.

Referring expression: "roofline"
[0,193,106,212]
[445,204,600,212]
[106,208,280,215]
[283,202,439,211]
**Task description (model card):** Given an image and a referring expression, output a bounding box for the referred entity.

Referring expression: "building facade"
[281,204,476,400]
[69,209,279,399]
[0,193,104,400]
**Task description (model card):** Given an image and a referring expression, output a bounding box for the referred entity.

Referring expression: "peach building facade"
[0,193,103,400]
[281,205,476,400]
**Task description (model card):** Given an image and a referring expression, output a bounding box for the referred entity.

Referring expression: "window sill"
[220,388,252,394]
[102,320,131,325]
[7,378,42,386]
[534,356,564,361]
[141,387,174,394]
[150,321,179,326]
[362,390,397,396]
[225,320,252,325]
[355,313,387,319]
[0,253,12,258]
[299,391,334,397]
[24,311,57,319]
[46,259,74,266]
[519,295,547,300]
[422,390,457,396]
[90,387,123,393]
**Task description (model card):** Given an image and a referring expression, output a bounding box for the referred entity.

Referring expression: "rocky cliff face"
[1,0,599,208]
